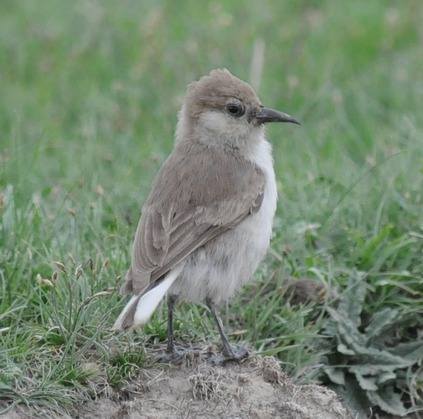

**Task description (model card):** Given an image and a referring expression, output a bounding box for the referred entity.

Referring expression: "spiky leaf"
[337,343,355,356]
[351,370,378,391]
[387,340,423,362]
[324,367,346,385]
[377,371,396,385]
[367,386,408,416]
[349,344,416,367]
[338,273,366,328]
[364,308,399,342]
[327,307,366,347]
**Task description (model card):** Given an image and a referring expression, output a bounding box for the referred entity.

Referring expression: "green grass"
[1,0,422,416]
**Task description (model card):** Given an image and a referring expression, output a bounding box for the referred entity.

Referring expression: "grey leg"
[206,298,248,361]
[156,294,189,364]
[167,295,177,354]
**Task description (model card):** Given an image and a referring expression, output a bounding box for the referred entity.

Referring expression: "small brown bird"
[113,69,299,360]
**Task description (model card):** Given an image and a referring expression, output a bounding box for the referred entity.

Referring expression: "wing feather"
[121,142,266,295]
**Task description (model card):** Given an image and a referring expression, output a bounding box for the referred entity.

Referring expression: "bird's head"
[176,69,299,147]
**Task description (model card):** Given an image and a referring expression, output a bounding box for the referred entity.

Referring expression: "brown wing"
[120,142,265,295]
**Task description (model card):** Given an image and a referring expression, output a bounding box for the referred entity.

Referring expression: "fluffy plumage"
[114,69,286,333]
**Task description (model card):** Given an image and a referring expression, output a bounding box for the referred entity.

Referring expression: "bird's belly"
[170,156,277,305]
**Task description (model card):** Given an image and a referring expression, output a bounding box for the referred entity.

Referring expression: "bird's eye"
[226,102,245,117]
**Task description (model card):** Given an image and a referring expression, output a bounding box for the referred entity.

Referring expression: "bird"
[113,68,299,361]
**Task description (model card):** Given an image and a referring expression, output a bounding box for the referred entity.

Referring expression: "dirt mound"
[77,351,351,419]
[4,349,352,418]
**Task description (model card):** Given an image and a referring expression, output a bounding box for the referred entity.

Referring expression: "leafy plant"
[322,273,422,417]
[107,350,145,388]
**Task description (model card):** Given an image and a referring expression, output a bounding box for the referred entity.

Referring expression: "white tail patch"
[113,267,181,331]
[112,295,138,330]
[133,269,180,326]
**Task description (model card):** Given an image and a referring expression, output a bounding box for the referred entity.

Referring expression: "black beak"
[255,107,301,125]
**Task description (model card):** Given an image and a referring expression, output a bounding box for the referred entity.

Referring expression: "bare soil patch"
[79,350,351,419]
[4,349,352,419]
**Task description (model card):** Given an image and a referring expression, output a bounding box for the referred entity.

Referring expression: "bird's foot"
[209,345,249,366]
[224,345,249,361]
[156,348,186,364]
[155,344,203,365]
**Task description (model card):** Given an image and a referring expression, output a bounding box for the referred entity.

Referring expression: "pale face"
[197,98,263,145]
[177,69,299,147]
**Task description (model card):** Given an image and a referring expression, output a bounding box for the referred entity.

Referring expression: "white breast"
[245,136,278,244]
[170,134,278,305]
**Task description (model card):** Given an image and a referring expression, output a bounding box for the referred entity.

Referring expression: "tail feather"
[113,268,181,331]
[112,295,140,330]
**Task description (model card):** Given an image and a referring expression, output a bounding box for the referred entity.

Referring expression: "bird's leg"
[206,298,248,361]
[156,294,186,363]
[166,294,177,354]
